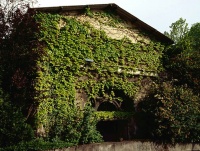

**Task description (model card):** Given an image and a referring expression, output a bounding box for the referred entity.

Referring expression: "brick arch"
[96,101,121,111]
[91,88,134,112]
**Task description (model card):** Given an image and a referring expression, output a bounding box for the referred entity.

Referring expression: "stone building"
[33,3,173,141]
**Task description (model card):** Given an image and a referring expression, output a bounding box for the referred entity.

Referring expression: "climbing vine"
[33,9,165,140]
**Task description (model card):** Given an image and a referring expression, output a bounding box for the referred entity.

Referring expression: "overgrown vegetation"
[1,2,199,150]
[0,0,38,149]
[0,6,164,149]
[137,82,200,143]
[0,93,34,147]
[164,19,200,92]
[0,138,74,151]
[137,18,200,143]
[34,11,163,142]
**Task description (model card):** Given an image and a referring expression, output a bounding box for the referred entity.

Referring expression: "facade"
[33,4,172,141]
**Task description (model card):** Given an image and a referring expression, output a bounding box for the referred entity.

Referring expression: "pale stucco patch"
[70,15,151,44]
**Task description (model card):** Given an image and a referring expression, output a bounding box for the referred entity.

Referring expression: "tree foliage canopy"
[137,18,200,143]
[164,18,200,92]
[164,18,189,44]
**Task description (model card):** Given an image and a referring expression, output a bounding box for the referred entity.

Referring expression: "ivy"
[95,111,134,121]
[33,10,165,139]
[0,5,167,147]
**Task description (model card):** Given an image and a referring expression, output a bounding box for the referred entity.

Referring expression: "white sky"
[36,0,200,33]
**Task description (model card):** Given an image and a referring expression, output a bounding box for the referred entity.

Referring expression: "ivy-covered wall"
[33,8,165,137]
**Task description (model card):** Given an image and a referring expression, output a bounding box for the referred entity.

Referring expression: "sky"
[36,0,200,33]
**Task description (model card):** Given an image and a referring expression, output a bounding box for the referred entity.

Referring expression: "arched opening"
[97,101,118,111]
[114,89,134,111]
[96,101,129,142]
[90,86,136,141]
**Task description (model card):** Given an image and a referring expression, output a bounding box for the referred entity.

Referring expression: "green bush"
[47,105,82,145]
[48,104,103,145]
[0,101,34,147]
[0,138,74,151]
[79,104,103,144]
[137,82,200,143]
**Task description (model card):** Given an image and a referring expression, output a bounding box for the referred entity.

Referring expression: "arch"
[92,88,135,141]
[91,89,134,112]
[96,101,129,142]
[97,101,119,111]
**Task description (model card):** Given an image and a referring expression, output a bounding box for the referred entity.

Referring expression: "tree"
[164,19,200,92]
[138,82,200,143]
[188,23,200,51]
[0,0,36,40]
[136,19,200,144]
[0,0,38,148]
[164,18,189,44]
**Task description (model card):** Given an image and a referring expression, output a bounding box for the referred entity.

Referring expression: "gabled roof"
[33,3,173,44]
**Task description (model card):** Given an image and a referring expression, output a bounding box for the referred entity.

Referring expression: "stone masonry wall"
[46,141,200,151]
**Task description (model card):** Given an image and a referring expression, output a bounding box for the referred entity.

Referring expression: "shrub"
[0,138,74,151]
[137,82,200,143]
[0,101,34,147]
[79,104,103,144]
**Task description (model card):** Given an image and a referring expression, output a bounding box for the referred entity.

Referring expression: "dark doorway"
[97,120,128,141]
[96,101,129,141]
